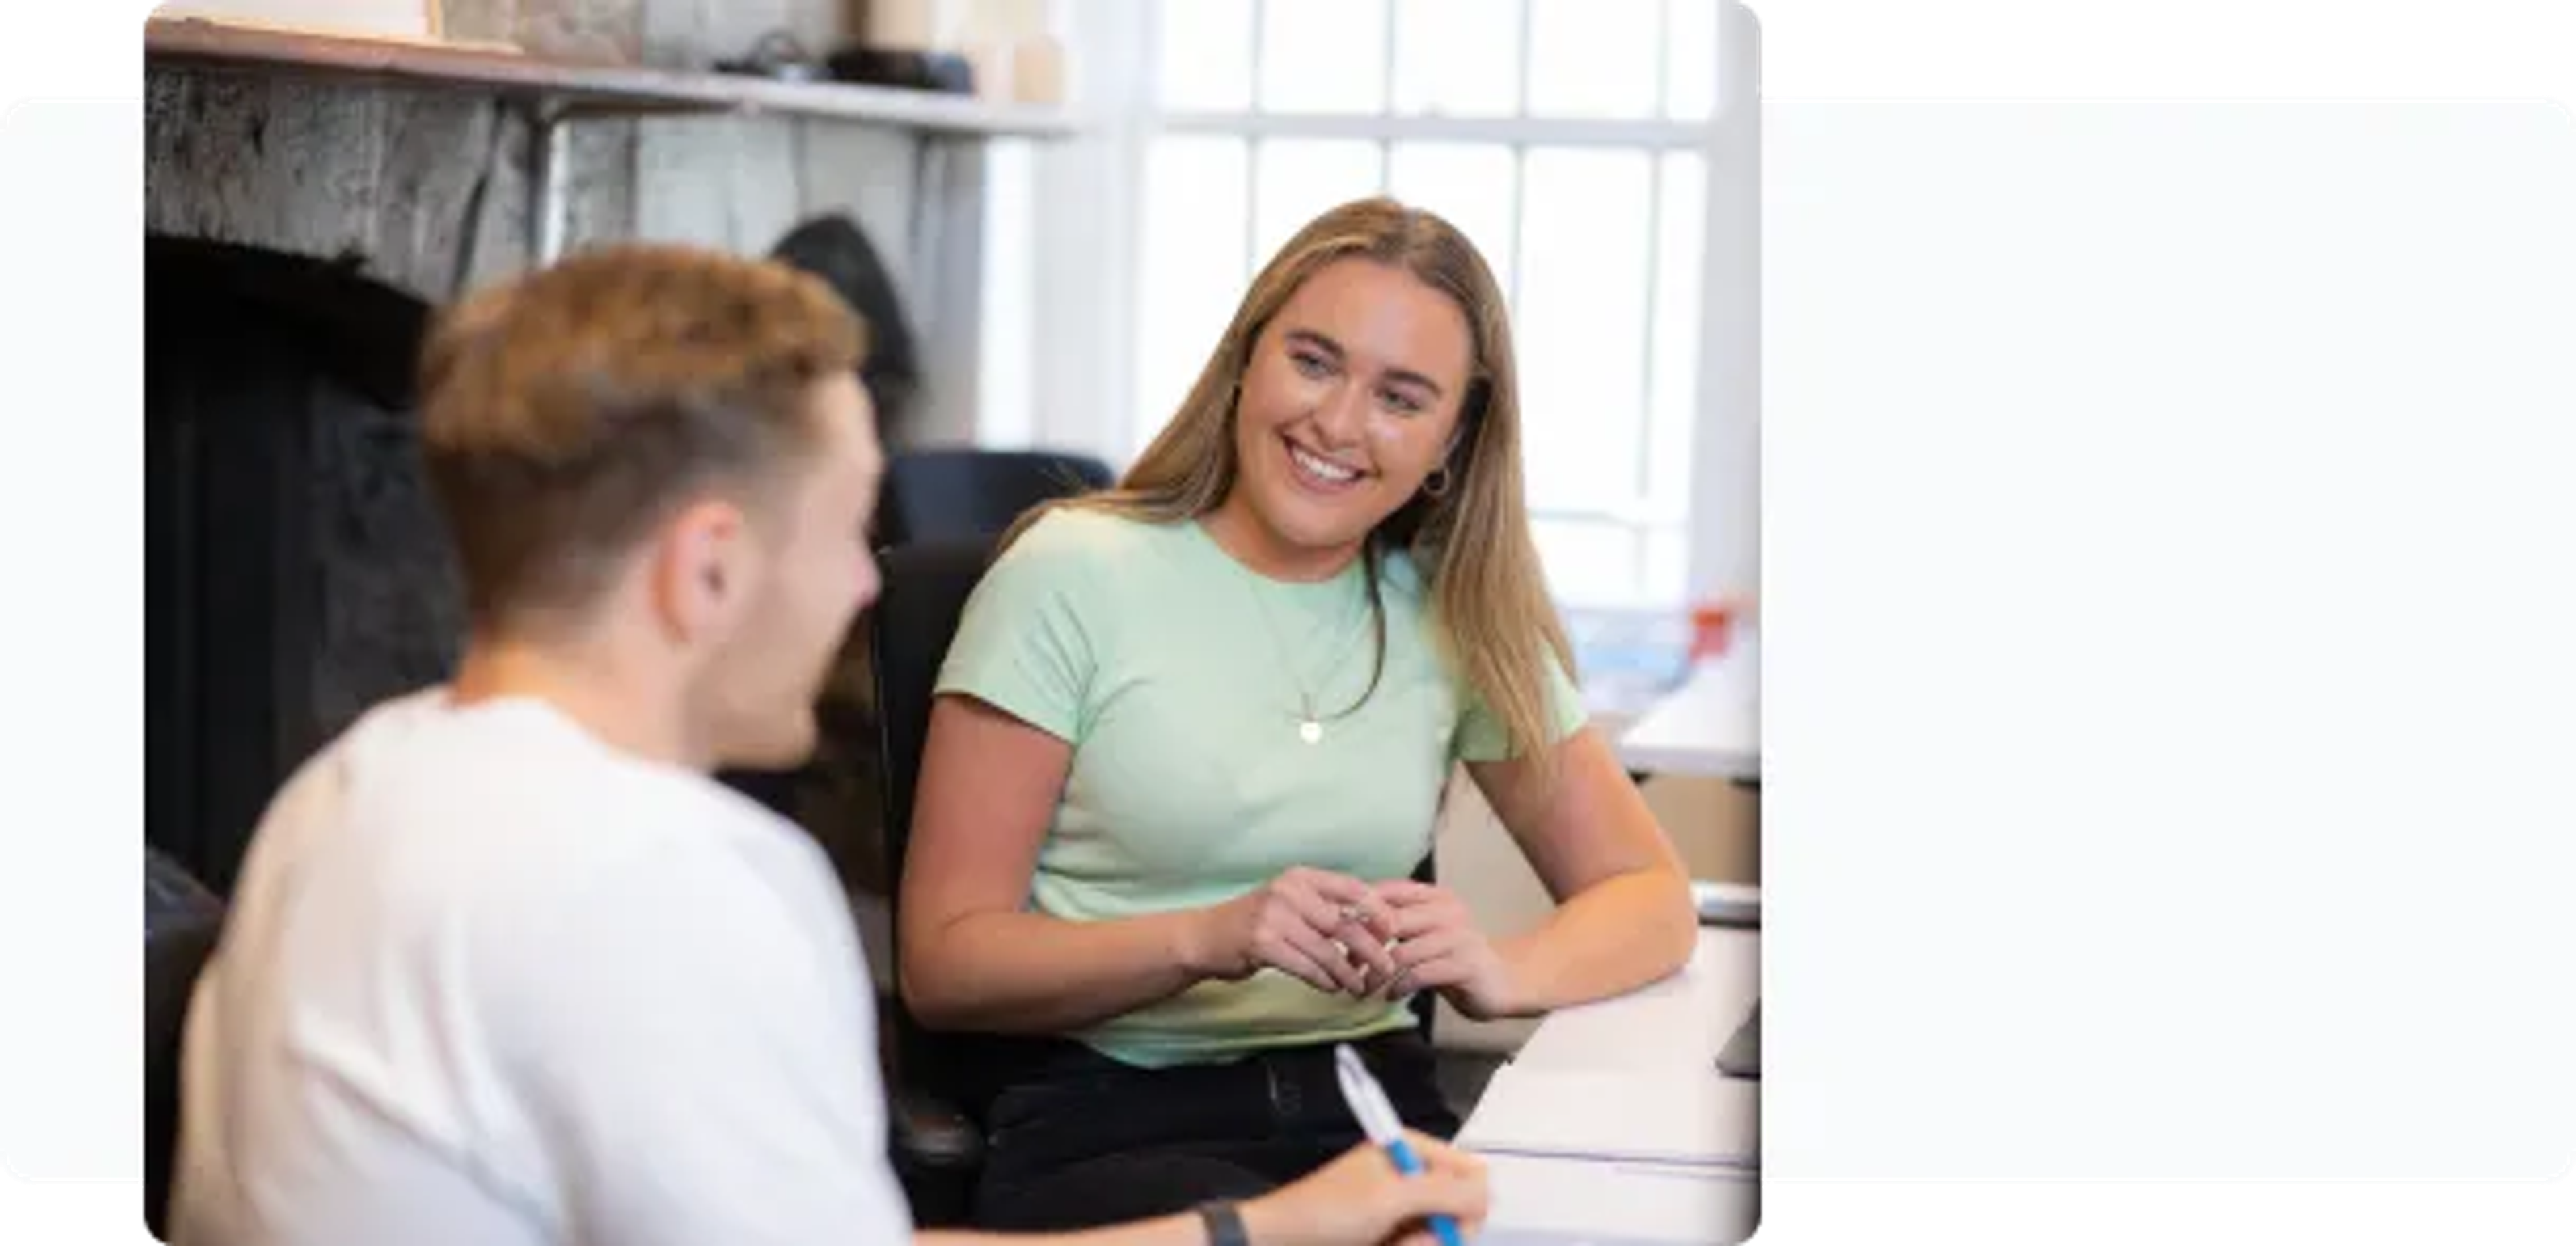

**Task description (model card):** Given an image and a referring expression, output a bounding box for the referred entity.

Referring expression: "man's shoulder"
[480,758,841,929]
[261,692,838,929]
[186,696,908,1246]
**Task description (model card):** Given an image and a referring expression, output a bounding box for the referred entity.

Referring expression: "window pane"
[1157,0,1257,111]
[1387,142,1517,299]
[1257,0,1389,114]
[1648,152,1707,517]
[1641,524,1691,607]
[1251,138,1384,266]
[1391,0,1522,118]
[1526,0,1660,120]
[1515,148,1654,513]
[1664,0,1719,121]
[1136,137,1252,450]
[1534,517,1643,608]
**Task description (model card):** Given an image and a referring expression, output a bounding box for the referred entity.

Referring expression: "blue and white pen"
[1333,1043,1467,1246]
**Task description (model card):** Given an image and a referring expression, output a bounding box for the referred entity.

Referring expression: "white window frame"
[996,0,1760,610]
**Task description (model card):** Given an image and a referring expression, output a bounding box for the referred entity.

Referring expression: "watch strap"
[1195,1198,1251,1246]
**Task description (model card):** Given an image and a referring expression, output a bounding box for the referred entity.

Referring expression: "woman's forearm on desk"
[1491,866,1697,1015]
[1466,729,1701,1017]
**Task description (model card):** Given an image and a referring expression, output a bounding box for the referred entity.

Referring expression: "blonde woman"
[902,199,1697,1231]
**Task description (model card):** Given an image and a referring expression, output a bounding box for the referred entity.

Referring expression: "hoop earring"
[1421,466,1453,499]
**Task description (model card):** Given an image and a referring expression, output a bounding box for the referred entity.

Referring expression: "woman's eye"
[1381,388,1425,415]
[1291,351,1331,378]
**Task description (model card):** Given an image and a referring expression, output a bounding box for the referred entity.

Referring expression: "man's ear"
[650,497,758,643]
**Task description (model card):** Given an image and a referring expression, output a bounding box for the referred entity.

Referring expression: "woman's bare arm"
[1456,725,1699,1016]
[898,695,1208,1033]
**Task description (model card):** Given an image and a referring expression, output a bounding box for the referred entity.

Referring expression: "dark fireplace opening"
[145,234,464,896]
[144,234,885,902]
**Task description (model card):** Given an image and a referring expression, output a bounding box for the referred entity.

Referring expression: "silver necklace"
[1242,570,1367,745]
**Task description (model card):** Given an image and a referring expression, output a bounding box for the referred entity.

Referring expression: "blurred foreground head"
[417,243,887,768]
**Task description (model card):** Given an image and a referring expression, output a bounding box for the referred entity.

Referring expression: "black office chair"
[868,537,1012,1225]
[875,449,1115,547]
[866,536,1439,1225]
[145,849,225,1238]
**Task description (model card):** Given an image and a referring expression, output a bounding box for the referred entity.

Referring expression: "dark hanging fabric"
[770,212,922,437]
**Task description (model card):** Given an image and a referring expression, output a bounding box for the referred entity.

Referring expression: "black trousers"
[971,1028,1462,1231]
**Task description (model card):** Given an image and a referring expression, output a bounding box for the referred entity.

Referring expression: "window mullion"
[1514,0,1534,117]
[1378,0,1398,192]
[1241,0,1267,278]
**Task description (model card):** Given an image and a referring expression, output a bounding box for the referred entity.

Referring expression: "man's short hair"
[418,244,867,629]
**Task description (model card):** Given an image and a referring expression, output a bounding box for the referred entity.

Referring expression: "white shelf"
[144,17,1080,140]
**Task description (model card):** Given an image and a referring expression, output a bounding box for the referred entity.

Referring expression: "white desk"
[1510,927,1755,1072]
[1614,633,1760,782]
[1617,633,1762,1102]
[1460,929,1761,1244]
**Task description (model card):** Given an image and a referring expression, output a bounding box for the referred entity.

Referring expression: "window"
[1126,0,1727,610]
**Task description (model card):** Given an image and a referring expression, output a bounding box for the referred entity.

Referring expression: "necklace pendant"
[1299,718,1324,745]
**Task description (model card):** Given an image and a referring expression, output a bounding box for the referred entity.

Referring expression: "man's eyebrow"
[1281,328,1446,399]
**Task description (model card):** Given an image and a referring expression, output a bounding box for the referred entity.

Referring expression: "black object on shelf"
[716,31,976,97]
[827,47,976,96]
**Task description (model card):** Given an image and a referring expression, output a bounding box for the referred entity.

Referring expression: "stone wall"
[144,0,959,437]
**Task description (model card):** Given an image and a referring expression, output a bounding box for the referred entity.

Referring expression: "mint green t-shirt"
[932,509,1586,1068]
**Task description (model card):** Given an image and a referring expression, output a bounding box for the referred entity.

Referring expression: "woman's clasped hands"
[1183,866,1518,1019]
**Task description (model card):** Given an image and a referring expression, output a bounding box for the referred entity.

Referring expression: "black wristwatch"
[1195,1199,1251,1246]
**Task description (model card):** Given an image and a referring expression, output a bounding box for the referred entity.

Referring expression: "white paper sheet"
[1475,1151,1756,1244]
[1457,1065,1759,1167]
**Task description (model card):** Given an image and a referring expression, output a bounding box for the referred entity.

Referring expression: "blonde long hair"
[1005,197,1576,765]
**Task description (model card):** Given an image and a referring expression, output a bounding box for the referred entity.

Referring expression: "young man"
[169,245,1488,1246]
